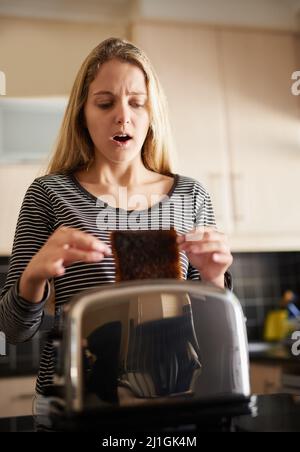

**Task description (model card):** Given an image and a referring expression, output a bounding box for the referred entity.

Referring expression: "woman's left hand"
[177,227,233,288]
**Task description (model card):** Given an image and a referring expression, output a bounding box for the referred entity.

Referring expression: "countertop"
[249,341,300,364]
[1,394,300,432]
[234,393,300,432]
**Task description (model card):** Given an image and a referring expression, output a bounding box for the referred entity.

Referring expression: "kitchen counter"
[1,394,300,432]
[234,393,300,432]
[249,341,300,364]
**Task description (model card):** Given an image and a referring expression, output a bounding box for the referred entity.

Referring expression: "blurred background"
[1,0,300,416]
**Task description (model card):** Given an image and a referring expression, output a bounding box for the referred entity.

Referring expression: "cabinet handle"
[231,173,246,223]
[208,173,224,222]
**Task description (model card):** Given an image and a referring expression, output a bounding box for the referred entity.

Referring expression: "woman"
[0,38,232,400]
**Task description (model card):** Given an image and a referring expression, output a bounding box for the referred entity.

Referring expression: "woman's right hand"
[19,226,111,302]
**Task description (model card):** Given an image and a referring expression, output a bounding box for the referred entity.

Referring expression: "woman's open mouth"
[112,134,133,147]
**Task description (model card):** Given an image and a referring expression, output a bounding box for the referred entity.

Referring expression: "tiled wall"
[231,252,300,341]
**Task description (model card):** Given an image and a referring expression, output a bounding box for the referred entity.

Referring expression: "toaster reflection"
[82,293,201,405]
[57,280,250,414]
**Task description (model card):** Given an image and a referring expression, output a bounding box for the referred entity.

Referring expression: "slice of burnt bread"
[110,229,182,282]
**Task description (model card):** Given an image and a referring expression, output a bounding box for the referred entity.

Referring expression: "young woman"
[0,37,232,398]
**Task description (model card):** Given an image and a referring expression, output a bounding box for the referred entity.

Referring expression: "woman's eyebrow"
[93,90,147,96]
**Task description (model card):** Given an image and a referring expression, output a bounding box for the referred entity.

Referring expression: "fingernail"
[213,253,220,262]
[93,242,105,252]
[92,252,103,261]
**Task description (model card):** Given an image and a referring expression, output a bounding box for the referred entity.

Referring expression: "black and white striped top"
[0,172,231,394]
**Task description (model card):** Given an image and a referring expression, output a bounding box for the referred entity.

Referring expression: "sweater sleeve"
[187,183,233,290]
[0,179,54,344]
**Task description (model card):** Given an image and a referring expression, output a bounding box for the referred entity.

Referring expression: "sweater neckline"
[69,172,180,213]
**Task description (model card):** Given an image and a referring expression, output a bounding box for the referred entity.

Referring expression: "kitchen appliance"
[48,280,253,430]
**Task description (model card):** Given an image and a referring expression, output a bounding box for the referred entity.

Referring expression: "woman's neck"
[84,159,156,188]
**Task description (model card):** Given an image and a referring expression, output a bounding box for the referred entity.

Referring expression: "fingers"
[176,234,185,244]
[177,227,231,266]
[26,227,113,284]
[54,226,111,255]
[177,226,222,244]
[177,228,228,247]
[52,257,65,277]
[35,227,113,279]
[176,227,232,286]
[62,245,106,265]
[181,240,230,255]
[212,253,233,265]
[38,246,106,276]
[57,227,112,266]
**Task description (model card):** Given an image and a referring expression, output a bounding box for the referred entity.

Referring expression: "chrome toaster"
[49,280,252,427]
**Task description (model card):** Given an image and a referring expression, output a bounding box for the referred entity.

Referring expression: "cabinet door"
[250,363,282,395]
[0,164,42,255]
[220,31,300,249]
[132,23,233,233]
[0,376,36,417]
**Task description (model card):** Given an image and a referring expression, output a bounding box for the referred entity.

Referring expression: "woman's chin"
[107,148,141,163]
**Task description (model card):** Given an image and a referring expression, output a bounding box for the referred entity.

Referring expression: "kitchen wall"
[132,21,300,251]
[1,3,300,254]
[138,0,300,31]
[0,15,129,96]
[0,14,130,254]
[0,164,44,255]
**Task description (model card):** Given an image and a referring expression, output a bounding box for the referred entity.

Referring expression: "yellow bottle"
[263,309,288,342]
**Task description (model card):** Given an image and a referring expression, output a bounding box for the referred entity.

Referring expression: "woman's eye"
[98,103,112,109]
[97,101,145,109]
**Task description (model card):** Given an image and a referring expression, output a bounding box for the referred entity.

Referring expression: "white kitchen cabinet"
[132,23,233,234]
[0,164,44,255]
[220,30,300,251]
[250,363,282,394]
[132,23,300,251]
[0,376,36,417]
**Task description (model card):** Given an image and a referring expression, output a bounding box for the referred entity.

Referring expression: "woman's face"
[84,58,150,165]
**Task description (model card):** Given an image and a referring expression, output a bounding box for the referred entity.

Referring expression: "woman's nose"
[115,102,130,125]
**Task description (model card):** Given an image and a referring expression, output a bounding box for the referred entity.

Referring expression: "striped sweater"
[0,172,231,394]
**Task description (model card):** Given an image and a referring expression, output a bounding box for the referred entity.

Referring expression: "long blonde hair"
[46,37,175,176]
